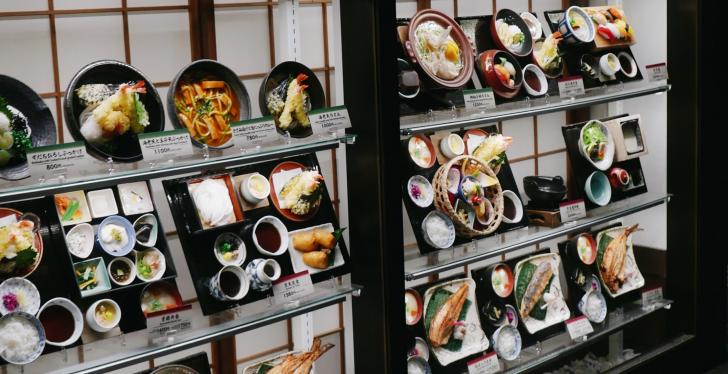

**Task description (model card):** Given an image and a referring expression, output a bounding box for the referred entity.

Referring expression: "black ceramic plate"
[167,59,251,149]
[259,61,325,138]
[63,60,164,162]
[0,75,56,180]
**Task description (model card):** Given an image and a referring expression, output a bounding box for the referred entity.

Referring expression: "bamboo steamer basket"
[433,155,504,237]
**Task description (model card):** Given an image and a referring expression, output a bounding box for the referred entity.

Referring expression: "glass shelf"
[404,192,671,281]
[602,334,694,374]
[32,282,362,374]
[0,133,355,202]
[400,80,670,135]
[503,298,673,374]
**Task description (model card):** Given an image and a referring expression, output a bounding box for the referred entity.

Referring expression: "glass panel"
[503,298,673,373]
[400,80,670,135]
[0,133,355,201]
[33,282,361,374]
[404,192,671,280]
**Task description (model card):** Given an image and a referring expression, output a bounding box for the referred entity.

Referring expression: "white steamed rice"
[0,316,40,362]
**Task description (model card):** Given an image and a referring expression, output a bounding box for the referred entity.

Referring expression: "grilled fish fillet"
[428,283,469,347]
[600,224,641,293]
[266,338,333,374]
[519,261,553,320]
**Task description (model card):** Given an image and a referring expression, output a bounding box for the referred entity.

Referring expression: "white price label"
[467,352,501,374]
[641,286,663,308]
[565,315,594,341]
[27,142,88,181]
[232,116,279,148]
[309,106,352,135]
[559,199,587,222]
[272,271,314,305]
[138,129,193,163]
[646,63,668,82]
[146,305,193,344]
[463,88,497,111]
[558,76,586,98]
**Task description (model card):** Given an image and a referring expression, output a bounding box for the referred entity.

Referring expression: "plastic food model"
[75,81,150,145]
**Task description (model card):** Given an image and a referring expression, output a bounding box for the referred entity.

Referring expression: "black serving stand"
[163,153,350,316]
[561,114,648,210]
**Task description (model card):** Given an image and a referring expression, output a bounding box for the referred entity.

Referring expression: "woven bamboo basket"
[433,155,503,237]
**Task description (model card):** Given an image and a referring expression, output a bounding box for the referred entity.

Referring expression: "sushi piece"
[428,283,469,347]
[518,261,553,320]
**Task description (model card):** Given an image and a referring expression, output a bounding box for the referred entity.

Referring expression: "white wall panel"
[242,77,265,119]
[0,0,46,12]
[299,4,325,68]
[537,112,566,153]
[509,159,535,202]
[55,0,120,10]
[55,14,126,90]
[0,17,55,94]
[127,0,187,5]
[457,0,492,17]
[128,11,191,83]
[215,8,272,75]
[396,0,418,19]
[431,0,454,16]
[235,321,289,357]
[501,117,534,159]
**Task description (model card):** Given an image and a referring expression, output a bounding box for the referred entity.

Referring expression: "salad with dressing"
[582,122,608,162]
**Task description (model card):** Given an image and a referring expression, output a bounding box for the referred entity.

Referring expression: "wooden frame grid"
[0,0,347,373]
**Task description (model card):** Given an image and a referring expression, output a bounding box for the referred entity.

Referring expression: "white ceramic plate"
[422,278,488,367]
[118,181,154,215]
[513,253,571,334]
[86,189,118,218]
[578,121,615,171]
[288,223,345,275]
[54,191,91,226]
[596,226,645,297]
[0,277,40,315]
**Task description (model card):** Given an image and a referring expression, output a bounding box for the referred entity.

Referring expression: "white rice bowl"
[0,312,46,365]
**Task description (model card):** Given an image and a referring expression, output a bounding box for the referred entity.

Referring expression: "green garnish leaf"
[14,248,37,269]
[61,199,80,221]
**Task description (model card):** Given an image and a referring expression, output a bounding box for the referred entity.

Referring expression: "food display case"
[344,0,716,373]
[0,0,720,373]
[0,1,359,373]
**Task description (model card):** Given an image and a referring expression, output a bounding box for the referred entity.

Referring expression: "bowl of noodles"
[404,9,473,89]
[168,60,251,149]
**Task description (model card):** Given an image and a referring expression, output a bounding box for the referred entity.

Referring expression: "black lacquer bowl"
[0,75,56,180]
[259,61,325,138]
[523,176,567,205]
[167,59,251,149]
[63,60,164,162]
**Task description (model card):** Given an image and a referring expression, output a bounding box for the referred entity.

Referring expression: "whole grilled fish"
[428,283,469,347]
[266,338,333,374]
[519,261,554,320]
[600,224,641,293]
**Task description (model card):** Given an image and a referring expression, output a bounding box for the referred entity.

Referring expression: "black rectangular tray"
[561,114,648,210]
[543,9,644,88]
[402,124,529,254]
[163,153,350,316]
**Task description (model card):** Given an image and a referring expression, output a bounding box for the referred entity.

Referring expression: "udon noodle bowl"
[414,21,464,80]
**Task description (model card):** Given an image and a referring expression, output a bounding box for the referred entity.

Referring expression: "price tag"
[559,199,587,222]
[565,315,594,341]
[463,88,497,111]
[272,271,314,305]
[558,76,586,98]
[309,106,352,135]
[467,352,501,374]
[138,129,193,163]
[26,142,88,181]
[146,305,193,344]
[646,63,669,82]
[641,286,663,308]
[232,116,279,148]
